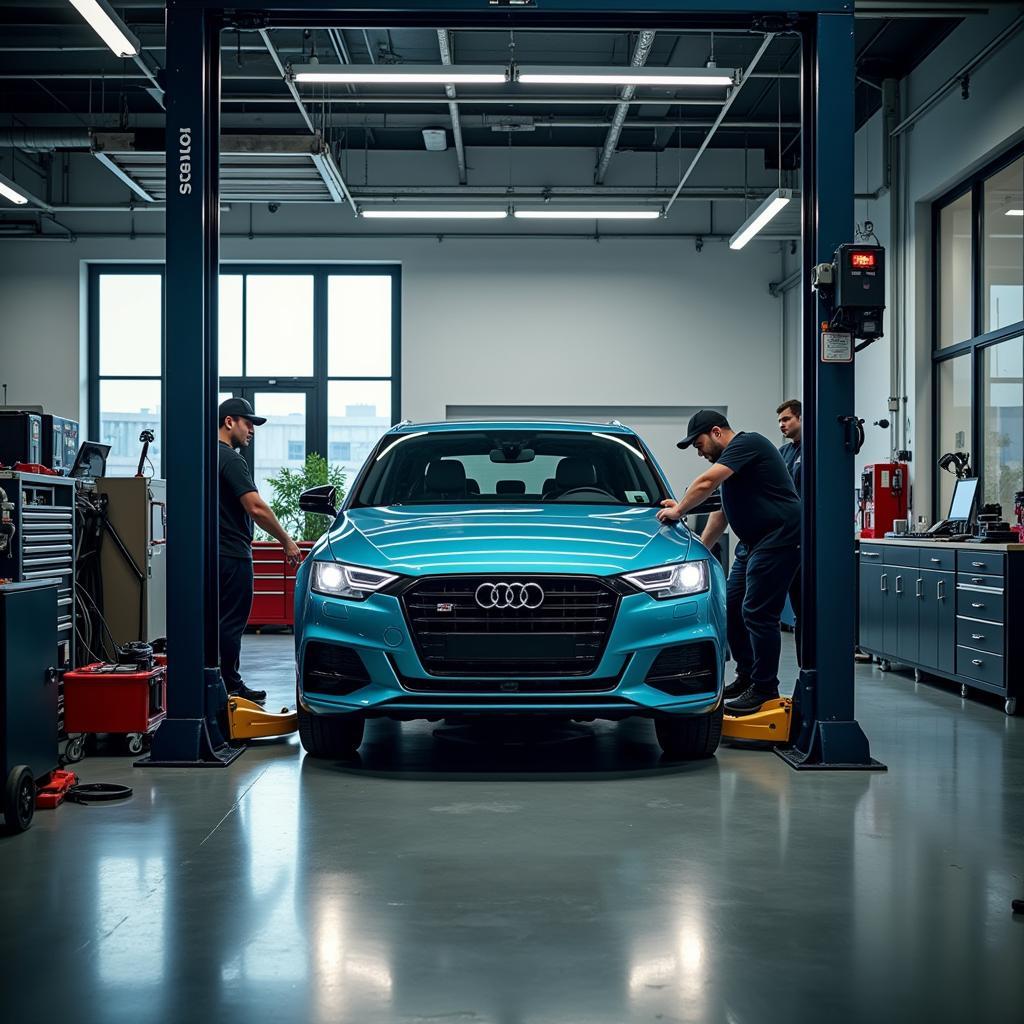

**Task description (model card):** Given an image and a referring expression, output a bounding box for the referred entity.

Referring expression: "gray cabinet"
[858,561,885,652]
[858,542,1019,715]
[917,569,955,674]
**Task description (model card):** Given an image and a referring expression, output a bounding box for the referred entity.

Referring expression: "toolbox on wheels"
[63,662,168,741]
[0,581,60,833]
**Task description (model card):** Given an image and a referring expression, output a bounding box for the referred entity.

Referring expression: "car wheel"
[296,693,365,758]
[654,706,723,760]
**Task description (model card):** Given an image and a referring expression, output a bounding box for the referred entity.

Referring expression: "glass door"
[218,383,316,502]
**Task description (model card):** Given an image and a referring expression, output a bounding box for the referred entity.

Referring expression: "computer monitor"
[947,476,979,523]
[69,441,111,481]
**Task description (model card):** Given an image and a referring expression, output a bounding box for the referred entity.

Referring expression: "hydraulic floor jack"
[722,697,794,745]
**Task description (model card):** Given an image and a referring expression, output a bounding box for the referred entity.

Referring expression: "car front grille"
[400,575,619,677]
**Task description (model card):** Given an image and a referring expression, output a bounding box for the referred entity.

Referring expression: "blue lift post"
[153,0,878,771]
[140,0,240,766]
[778,12,884,771]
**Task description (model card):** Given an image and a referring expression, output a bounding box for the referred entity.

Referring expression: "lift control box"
[834,243,885,340]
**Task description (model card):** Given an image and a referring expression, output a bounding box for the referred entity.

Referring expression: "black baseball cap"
[219,397,266,426]
[677,409,731,449]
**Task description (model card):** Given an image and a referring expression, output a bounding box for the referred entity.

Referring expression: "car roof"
[387,419,638,436]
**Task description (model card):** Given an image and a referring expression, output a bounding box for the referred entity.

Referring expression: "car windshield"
[352,429,670,508]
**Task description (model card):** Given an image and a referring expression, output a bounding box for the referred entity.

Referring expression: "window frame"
[931,139,1024,520]
[88,262,402,479]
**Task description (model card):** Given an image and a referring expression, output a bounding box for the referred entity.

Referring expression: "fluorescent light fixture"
[69,0,140,58]
[361,209,508,219]
[1006,209,1024,217]
[515,65,736,87]
[729,188,793,250]
[291,64,508,85]
[0,174,29,206]
[514,209,661,220]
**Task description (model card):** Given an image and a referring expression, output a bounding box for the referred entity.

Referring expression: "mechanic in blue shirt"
[657,410,800,713]
[777,398,803,666]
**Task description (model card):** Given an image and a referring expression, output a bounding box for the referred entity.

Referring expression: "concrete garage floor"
[2,634,1022,1024]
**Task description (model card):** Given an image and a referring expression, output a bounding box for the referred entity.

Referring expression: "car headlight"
[622,560,709,600]
[311,561,398,601]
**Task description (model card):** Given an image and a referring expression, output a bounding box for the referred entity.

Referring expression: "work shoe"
[725,684,779,716]
[723,675,751,699]
[229,684,267,705]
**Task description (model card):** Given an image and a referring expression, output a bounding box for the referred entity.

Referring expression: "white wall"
[0,229,788,482]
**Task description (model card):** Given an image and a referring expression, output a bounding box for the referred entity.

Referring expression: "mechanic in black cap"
[656,409,800,713]
[218,397,302,705]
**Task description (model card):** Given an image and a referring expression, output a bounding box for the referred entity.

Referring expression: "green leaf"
[261,451,347,543]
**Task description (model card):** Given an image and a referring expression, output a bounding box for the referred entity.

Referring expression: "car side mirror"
[299,485,338,518]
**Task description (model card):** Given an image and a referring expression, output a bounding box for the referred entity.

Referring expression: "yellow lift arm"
[722,697,793,744]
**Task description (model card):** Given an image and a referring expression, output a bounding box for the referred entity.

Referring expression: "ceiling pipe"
[594,29,656,185]
[437,29,467,185]
[665,32,776,214]
[0,128,92,150]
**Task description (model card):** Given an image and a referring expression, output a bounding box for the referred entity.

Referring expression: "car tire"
[654,706,723,760]
[297,695,365,758]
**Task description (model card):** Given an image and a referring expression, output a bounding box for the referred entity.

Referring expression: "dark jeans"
[726,541,801,694]
[219,556,254,692]
[789,558,803,668]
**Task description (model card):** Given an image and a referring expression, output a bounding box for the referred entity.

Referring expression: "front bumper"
[295,583,725,720]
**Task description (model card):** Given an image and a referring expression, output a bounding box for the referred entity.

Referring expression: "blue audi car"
[294,421,727,759]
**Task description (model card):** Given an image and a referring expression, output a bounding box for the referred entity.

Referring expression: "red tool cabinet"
[63,662,167,735]
[248,541,313,628]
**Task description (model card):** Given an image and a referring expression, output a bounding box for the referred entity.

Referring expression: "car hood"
[325,504,695,576]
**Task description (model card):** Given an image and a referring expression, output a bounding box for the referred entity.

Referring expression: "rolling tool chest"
[858,539,1023,715]
[0,470,76,730]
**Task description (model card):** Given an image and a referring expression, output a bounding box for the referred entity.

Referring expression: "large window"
[933,143,1024,518]
[90,265,401,488]
[90,268,164,476]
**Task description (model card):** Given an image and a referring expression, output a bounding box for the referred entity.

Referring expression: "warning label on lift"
[821,330,853,363]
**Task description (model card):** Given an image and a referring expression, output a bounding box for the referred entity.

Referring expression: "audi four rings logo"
[475,582,545,610]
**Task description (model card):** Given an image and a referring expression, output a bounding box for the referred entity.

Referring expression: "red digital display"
[850,251,876,269]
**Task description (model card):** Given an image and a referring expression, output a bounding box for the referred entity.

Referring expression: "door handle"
[915,578,923,598]
[971,602,985,609]
[862,551,881,558]
[971,561,985,568]
[880,573,888,593]
[971,633,985,641]
[937,580,945,599]
[971,576,985,584]
[929,557,941,564]
[895,576,903,594]
[972,659,984,667]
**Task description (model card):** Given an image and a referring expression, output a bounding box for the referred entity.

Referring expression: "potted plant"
[260,452,346,543]
[249,454,347,627]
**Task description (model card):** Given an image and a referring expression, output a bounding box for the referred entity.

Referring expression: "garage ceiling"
[0,1,968,231]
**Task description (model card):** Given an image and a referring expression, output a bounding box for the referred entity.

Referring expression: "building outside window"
[933,145,1024,520]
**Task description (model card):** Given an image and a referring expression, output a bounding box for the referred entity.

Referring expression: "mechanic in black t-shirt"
[218,397,302,705]
[657,410,800,713]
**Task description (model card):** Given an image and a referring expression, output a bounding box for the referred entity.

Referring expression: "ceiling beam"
[665,32,775,214]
